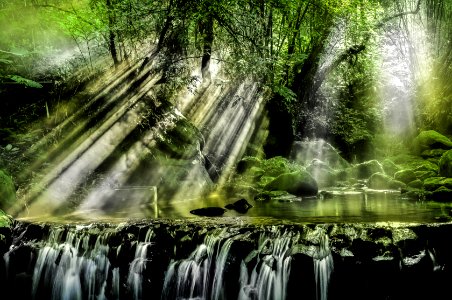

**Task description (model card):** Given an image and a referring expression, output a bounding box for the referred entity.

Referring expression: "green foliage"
[7,75,43,88]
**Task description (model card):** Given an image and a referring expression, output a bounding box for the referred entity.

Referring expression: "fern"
[8,75,43,88]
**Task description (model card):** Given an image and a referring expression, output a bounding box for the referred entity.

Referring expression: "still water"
[17,189,452,224]
[170,189,452,224]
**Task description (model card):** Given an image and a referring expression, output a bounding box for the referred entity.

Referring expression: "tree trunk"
[200,14,214,80]
[106,0,119,66]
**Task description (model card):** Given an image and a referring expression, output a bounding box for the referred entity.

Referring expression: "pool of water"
[159,189,452,224]
[16,189,452,224]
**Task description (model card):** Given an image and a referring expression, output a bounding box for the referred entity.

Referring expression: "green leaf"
[0,59,12,65]
[8,75,43,88]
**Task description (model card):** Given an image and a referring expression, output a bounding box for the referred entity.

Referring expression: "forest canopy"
[1,0,451,157]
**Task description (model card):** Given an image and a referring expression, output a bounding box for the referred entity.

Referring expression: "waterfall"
[127,229,155,300]
[30,226,114,300]
[313,235,333,300]
[238,230,293,300]
[4,221,450,300]
[162,228,241,300]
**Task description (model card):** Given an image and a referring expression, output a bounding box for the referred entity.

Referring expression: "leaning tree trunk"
[106,0,119,66]
[200,14,214,80]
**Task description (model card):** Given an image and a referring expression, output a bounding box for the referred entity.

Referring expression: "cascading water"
[313,235,333,300]
[238,230,293,300]
[2,221,451,300]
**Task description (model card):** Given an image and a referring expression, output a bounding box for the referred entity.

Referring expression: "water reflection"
[18,190,452,224]
[156,190,452,224]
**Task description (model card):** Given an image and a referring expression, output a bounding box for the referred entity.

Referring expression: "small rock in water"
[190,207,226,217]
[225,198,253,213]
[318,190,334,199]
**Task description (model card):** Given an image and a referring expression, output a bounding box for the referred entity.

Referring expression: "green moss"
[439,150,452,178]
[382,159,400,177]
[423,177,452,191]
[407,179,423,189]
[0,209,12,228]
[0,170,16,210]
[394,169,417,184]
[428,186,452,202]
[413,130,452,155]
[368,172,406,190]
[264,170,318,196]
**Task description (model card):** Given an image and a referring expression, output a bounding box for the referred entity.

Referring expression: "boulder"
[0,170,16,210]
[307,159,336,187]
[254,191,288,202]
[413,130,452,155]
[439,150,452,178]
[428,186,452,202]
[260,156,301,177]
[421,149,448,159]
[414,170,437,181]
[225,199,253,213]
[423,177,452,191]
[382,159,400,177]
[407,179,423,189]
[0,209,12,228]
[190,207,226,217]
[290,139,350,169]
[394,169,417,184]
[264,170,318,197]
[368,173,406,190]
[354,160,384,179]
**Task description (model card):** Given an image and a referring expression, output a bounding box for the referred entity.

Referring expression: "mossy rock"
[394,169,417,184]
[368,172,406,190]
[263,156,302,175]
[254,191,289,202]
[307,160,336,187]
[155,117,203,159]
[421,149,448,159]
[0,209,13,228]
[423,177,452,191]
[0,170,16,210]
[353,160,384,179]
[382,159,400,177]
[439,150,452,178]
[264,170,318,197]
[428,186,452,202]
[414,170,437,181]
[390,154,439,173]
[407,179,423,189]
[413,130,452,155]
[236,156,262,173]
[401,188,430,200]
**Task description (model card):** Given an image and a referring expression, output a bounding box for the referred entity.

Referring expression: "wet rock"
[0,170,15,210]
[407,179,423,189]
[254,191,288,202]
[236,156,262,174]
[264,170,318,197]
[354,160,384,179]
[307,159,337,187]
[413,130,452,155]
[318,190,334,199]
[368,173,406,190]
[225,199,253,213]
[190,207,226,217]
[439,149,452,178]
[428,186,452,202]
[394,169,417,184]
[414,170,437,181]
[290,139,350,169]
[423,177,452,191]
[421,149,448,159]
[382,159,400,177]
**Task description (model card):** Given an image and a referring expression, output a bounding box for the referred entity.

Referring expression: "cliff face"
[1,219,451,299]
